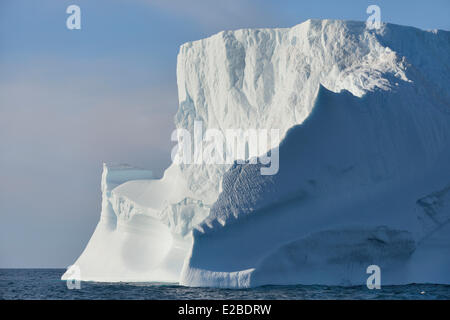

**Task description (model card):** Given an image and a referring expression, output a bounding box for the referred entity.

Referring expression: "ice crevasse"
[62,19,450,287]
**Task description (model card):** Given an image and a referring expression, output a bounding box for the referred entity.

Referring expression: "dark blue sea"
[1,269,449,300]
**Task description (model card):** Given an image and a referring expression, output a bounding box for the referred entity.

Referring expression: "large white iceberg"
[63,19,450,287]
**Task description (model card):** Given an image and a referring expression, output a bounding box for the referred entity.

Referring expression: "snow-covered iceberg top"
[63,19,450,287]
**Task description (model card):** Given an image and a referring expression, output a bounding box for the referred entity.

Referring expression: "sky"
[0,0,449,268]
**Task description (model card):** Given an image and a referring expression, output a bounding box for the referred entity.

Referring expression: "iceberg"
[63,19,450,287]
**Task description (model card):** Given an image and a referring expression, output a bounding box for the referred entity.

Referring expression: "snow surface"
[63,19,450,287]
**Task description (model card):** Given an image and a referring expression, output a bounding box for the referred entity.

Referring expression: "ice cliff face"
[63,19,450,287]
[176,19,413,202]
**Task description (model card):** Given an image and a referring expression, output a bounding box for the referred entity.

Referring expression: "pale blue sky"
[1,0,449,267]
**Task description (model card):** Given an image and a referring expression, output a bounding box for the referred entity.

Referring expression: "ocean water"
[1,269,449,300]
